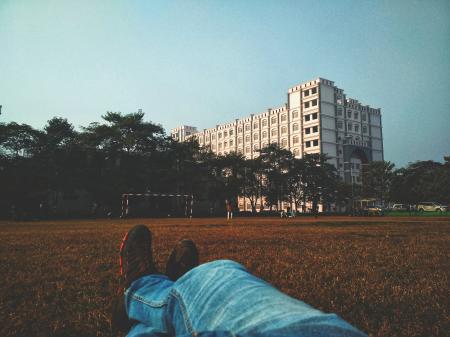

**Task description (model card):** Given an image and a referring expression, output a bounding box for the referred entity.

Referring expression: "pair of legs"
[113,225,367,337]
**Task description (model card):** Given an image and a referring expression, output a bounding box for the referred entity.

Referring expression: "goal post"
[121,193,193,218]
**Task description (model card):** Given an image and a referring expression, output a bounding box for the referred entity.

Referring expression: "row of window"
[336,107,367,121]
[305,126,318,134]
[203,110,323,141]
[305,139,319,148]
[214,133,304,151]
[336,121,368,133]
[214,123,306,145]
[304,87,317,97]
[305,112,318,122]
[304,99,318,109]
[215,136,303,152]
[214,112,303,139]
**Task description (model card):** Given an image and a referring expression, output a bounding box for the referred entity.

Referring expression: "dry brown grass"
[0,216,449,337]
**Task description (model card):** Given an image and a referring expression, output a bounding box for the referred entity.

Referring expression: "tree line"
[0,112,448,218]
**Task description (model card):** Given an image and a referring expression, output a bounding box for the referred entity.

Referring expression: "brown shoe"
[112,225,156,334]
[166,239,199,281]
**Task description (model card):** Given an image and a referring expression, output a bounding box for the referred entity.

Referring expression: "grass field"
[0,216,449,337]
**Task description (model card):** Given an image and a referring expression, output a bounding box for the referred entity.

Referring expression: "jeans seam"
[127,290,168,308]
[170,289,195,335]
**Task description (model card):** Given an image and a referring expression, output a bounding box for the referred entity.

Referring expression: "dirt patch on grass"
[0,217,449,337]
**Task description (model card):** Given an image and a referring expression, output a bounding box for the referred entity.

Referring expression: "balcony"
[343,138,370,148]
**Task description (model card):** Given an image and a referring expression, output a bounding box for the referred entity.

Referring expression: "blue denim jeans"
[125,260,367,337]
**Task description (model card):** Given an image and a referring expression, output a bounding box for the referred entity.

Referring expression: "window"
[229,129,233,136]
[212,134,216,140]
[281,138,288,147]
[281,114,287,122]
[354,112,358,119]
[253,144,259,151]
[229,139,233,146]
[348,123,352,130]
[337,121,343,129]
[362,113,367,122]
[311,99,317,106]
[253,122,258,129]
[238,138,243,144]
[312,126,318,133]
[293,136,299,144]
[347,110,352,118]
[304,90,310,97]
[224,131,228,137]
[245,147,250,154]
[337,107,343,116]
[238,126,243,133]
[304,101,310,109]
[253,133,258,140]
[262,119,267,127]
[305,128,311,135]
[362,125,368,133]
[354,124,359,132]
[218,143,222,150]
[293,148,300,156]
[311,87,317,94]
[313,139,319,147]
[312,113,318,120]
[212,144,216,150]
[281,126,287,135]
[271,116,277,124]
[245,135,250,142]
[305,114,311,122]
[305,141,311,148]
[262,131,267,139]
[271,129,277,137]
[293,123,299,131]
[218,132,222,139]
[245,124,250,131]
[292,110,299,118]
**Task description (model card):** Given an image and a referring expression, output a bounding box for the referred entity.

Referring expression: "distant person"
[112,225,368,337]
[225,199,233,220]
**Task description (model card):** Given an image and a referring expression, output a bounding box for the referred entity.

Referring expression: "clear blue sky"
[1,0,449,167]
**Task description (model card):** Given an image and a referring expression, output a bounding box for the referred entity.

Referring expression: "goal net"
[121,193,193,218]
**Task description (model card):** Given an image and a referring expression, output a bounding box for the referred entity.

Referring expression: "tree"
[302,154,339,214]
[361,161,395,203]
[81,111,165,154]
[0,122,43,157]
[259,143,293,210]
[239,158,265,213]
[285,158,307,212]
[43,117,77,151]
[390,159,449,204]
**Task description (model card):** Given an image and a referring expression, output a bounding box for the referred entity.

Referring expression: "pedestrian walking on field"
[225,199,233,220]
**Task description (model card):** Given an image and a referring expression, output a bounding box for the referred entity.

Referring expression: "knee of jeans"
[201,259,246,272]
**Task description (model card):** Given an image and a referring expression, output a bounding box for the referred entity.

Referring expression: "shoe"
[166,239,199,281]
[119,224,156,288]
[111,224,156,334]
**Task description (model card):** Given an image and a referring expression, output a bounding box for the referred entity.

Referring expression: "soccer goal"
[121,193,193,218]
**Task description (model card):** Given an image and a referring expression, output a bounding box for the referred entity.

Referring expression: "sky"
[0,0,449,167]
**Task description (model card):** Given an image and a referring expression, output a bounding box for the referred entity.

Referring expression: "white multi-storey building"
[171,77,383,187]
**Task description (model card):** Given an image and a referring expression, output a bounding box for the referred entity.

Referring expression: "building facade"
[171,77,383,193]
